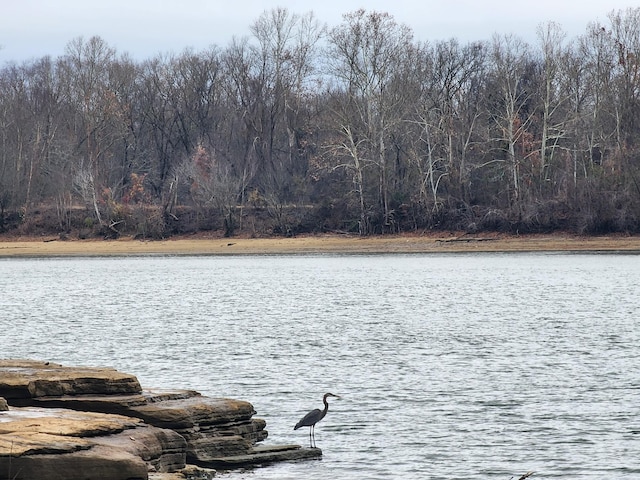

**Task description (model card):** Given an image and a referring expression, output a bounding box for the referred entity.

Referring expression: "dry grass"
[1,232,640,257]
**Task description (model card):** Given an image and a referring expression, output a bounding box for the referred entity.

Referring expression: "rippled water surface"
[2,253,640,479]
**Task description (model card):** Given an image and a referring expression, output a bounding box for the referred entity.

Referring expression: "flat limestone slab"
[0,406,186,479]
[26,389,256,426]
[0,359,142,399]
[149,465,215,480]
[0,407,142,438]
[27,389,268,461]
[0,444,148,480]
[207,445,322,468]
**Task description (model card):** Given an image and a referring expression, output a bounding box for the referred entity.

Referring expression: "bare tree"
[413,39,486,211]
[536,22,570,190]
[59,36,133,226]
[227,8,324,233]
[562,38,593,190]
[180,143,242,236]
[486,34,537,213]
[327,9,415,233]
[607,8,640,154]
[578,23,618,170]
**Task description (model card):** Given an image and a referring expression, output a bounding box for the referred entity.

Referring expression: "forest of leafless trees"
[1,8,640,238]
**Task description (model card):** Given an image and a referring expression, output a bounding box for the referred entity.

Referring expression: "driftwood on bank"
[516,472,535,480]
[437,235,498,244]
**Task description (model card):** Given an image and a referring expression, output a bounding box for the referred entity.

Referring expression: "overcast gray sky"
[1,1,635,63]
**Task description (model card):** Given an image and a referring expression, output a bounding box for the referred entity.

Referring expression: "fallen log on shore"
[437,236,498,243]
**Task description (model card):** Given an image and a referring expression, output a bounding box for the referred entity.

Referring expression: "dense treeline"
[2,8,640,238]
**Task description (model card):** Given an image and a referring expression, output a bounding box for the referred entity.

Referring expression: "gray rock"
[0,406,185,480]
[206,444,323,468]
[0,359,141,400]
[29,389,269,464]
[0,360,316,475]
[2,444,148,480]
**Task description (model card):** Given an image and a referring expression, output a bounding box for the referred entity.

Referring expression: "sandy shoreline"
[1,233,640,257]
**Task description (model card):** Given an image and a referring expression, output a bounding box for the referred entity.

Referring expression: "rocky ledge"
[0,360,320,480]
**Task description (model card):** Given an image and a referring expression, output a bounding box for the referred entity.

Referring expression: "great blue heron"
[294,392,340,447]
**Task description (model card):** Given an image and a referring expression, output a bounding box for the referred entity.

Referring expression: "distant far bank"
[1,232,640,257]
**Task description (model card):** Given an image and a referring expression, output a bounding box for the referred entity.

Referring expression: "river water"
[1,253,639,479]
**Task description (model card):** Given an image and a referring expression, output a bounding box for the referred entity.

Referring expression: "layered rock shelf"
[0,360,320,480]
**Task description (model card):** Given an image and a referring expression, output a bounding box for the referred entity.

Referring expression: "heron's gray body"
[295,408,324,429]
[294,393,340,447]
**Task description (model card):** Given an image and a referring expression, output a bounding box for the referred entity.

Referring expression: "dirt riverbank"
[1,232,640,257]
